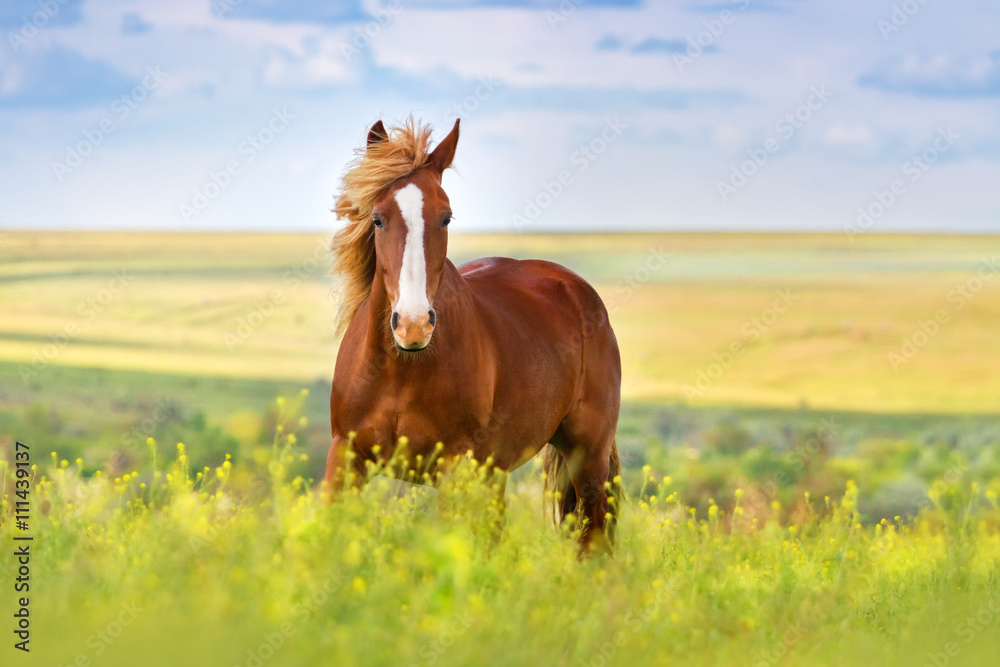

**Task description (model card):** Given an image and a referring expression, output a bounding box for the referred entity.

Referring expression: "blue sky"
[0,0,998,232]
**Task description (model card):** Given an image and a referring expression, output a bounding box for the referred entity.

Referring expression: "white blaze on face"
[392,183,431,321]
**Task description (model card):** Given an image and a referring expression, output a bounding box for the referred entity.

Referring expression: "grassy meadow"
[1,231,999,666]
[2,231,999,411]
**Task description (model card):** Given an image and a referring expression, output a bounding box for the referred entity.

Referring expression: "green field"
[1,232,999,665]
[3,231,999,412]
[1,436,998,667]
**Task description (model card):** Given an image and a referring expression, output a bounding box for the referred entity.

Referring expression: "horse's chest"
[339,385,489,459]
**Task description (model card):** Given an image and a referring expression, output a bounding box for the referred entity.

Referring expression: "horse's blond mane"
[331,117,433,334]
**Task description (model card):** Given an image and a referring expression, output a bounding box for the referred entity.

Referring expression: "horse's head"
[368,118,459,352]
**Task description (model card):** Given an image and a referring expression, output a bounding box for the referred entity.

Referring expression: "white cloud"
[1,0,998,232]
[369,4,702,91]
[261,35,354,89]
[35,0,356,99]
[824,123,875,147]
[712,125,748,149]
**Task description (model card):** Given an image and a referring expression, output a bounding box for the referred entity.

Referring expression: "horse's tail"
[542,440,624,542]
[542,444,574,527]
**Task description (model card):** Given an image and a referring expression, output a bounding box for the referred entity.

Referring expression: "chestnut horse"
[325,117,622,548]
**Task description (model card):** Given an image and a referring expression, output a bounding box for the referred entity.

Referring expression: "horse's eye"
[442,214,452,228]
[373,215,383,228]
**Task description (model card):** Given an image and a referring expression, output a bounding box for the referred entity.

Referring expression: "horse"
[325,117,622,549]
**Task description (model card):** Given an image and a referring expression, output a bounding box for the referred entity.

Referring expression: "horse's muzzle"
[391,308,435,351]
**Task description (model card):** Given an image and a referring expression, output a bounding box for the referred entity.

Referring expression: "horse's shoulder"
[503,259,598,298]
[458,257,603,320]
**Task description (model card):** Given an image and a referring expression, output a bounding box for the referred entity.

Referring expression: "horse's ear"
[429,118,460,173]
[367,120,387,147]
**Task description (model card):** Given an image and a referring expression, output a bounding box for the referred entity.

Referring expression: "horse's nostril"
[391,311,400,330]
[428,309,436,327]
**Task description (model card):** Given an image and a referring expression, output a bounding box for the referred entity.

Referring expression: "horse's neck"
[365,270,392,344]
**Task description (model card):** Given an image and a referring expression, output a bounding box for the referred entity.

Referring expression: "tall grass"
[1,397,998,667]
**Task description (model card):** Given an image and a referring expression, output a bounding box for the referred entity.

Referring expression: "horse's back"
[458,257,606,315]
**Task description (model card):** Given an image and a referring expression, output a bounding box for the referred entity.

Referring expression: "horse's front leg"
[323,433,368,499]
